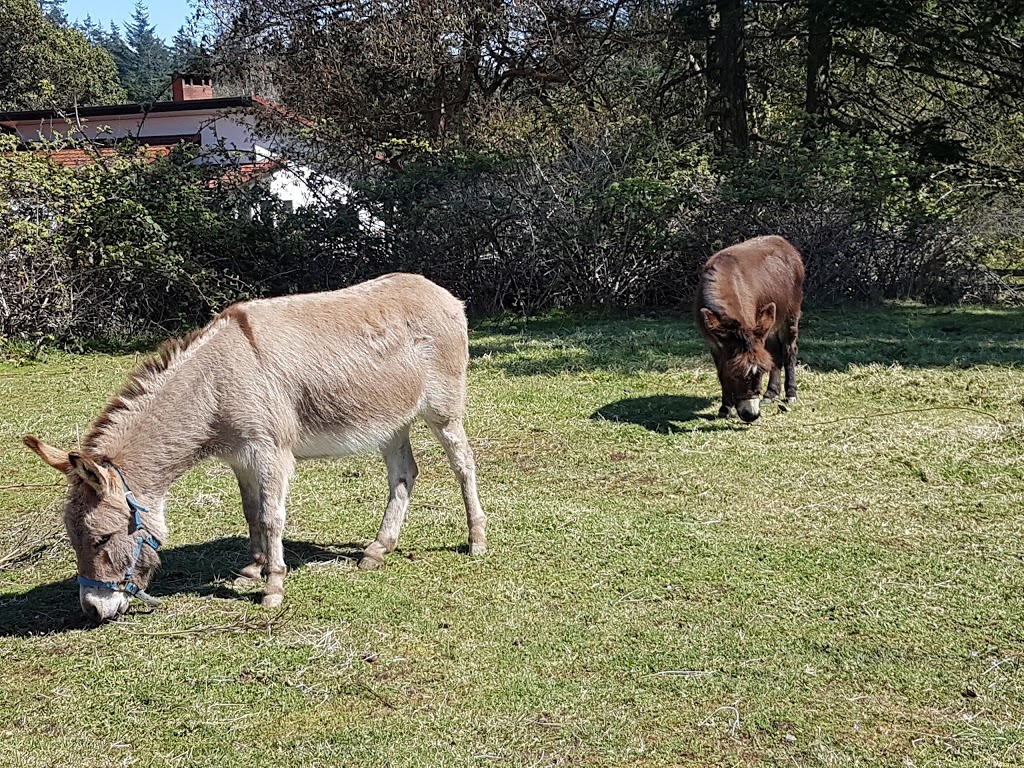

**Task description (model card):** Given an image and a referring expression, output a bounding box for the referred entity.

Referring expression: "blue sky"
[63,0,196,40]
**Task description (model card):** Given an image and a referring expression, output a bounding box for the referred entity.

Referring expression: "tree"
[803,0,833,143]
[39,0,66,26]
[76,15,106,45]
[712,0,750,152]
[118,2,173,101]
[0,0,125,110]
[170,25,209,75]
[204,0,652,145]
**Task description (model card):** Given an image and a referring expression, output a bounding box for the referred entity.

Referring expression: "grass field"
[1,305,1022,767]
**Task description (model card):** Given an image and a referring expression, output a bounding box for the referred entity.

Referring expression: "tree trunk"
[804,0,833,143]
[713,0,749,152]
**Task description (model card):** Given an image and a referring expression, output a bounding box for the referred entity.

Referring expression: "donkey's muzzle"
[736,398,761,423]
[80,586,130,621]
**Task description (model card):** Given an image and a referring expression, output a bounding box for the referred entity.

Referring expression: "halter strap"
[77,465,162,607]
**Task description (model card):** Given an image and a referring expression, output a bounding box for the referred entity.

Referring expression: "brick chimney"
[171,73,213,101]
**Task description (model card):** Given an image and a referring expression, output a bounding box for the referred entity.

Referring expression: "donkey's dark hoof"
[763,394,779,404]
[717,406,733,419]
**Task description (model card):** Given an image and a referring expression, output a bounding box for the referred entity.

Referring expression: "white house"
[0,74,349,212]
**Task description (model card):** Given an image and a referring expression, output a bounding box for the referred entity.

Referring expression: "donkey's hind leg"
[359,431,418,571]
[428,417,487,555]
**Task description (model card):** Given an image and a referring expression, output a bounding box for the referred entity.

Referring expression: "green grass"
[1,305,1022,767]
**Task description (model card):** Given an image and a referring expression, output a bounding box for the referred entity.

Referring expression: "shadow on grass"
[797,306,1024,371]
[0,536,364,637]
[470,306,1024,376]
[591,395,717,433]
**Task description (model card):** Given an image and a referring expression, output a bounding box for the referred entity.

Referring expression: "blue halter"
[77,466,162,606]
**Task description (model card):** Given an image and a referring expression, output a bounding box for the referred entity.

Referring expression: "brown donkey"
[695,235,804,423]
[25,273,487,620]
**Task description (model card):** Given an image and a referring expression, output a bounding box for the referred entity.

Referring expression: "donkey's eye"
[93,534,112,548]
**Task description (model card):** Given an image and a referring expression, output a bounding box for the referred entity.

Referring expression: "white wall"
[6,107,372,216]
[266,164,347,210]
[6,109,298,163]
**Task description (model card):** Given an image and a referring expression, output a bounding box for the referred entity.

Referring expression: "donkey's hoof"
[717,406,733,419]
[234,563,263,586]
[786,396,798,404]
[358,554,385,571]
[261,592,284,609]
[469,542,487,556]
[763,393,779,404]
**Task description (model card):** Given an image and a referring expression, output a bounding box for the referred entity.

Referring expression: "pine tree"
[120,1,172,102]
[171,25,208,75]
[76,15,104,45]
[102,21,132,85]
[0,0,125,109]
[38,0,66,26]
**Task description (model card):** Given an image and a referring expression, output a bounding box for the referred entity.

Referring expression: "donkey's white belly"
[293,427,397,459]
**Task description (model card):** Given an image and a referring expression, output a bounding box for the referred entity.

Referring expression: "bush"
[347,130,1013,312]
[2,128,1018,349]
[0,136,365,344]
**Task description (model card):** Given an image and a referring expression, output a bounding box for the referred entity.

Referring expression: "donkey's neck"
[84,319,229,504]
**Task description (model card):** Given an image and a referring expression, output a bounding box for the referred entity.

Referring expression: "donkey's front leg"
[783,317,800,403]
[712,354,734,419]
[245,448,294,608]
[717,394,735,419]
[232,464,267,584]
[359,432,418,570]
[763,366,783,403]
[763,336,783,403]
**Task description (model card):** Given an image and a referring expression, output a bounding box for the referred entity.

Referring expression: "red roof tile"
[209,161,283,188]
[43,144,174,168]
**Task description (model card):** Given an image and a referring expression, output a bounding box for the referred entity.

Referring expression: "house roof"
[1,83,310,186]
[39,145,284,188]
[0,96,314,130]
[42,144,177,168]
[0,97,256,124]
[212,161,284,188]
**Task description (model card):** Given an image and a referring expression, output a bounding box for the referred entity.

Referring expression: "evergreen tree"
[102,20,132,82]
[120,2,172,102]
[75,14,105,46]
[38,0,66,26]
[0,0,125,109]
[171,25,209,75]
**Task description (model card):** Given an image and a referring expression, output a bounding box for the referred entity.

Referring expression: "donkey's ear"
[700,308,724,333]
[755,302,777,335]
[23,435,72,473]
[68,452,114,496]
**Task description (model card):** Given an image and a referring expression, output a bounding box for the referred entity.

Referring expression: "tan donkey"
[25,273,487,621]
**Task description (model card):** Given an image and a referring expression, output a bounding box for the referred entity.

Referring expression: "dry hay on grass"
[0,511,65,572]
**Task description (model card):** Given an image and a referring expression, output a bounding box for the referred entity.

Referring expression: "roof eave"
[0,97,257,124]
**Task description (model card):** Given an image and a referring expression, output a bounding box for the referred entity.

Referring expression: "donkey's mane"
[699,261,734,323]
[83,316,227,455]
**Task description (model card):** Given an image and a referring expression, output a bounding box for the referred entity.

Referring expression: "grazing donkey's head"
[698,303,776,423]
[23,436,162,621]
